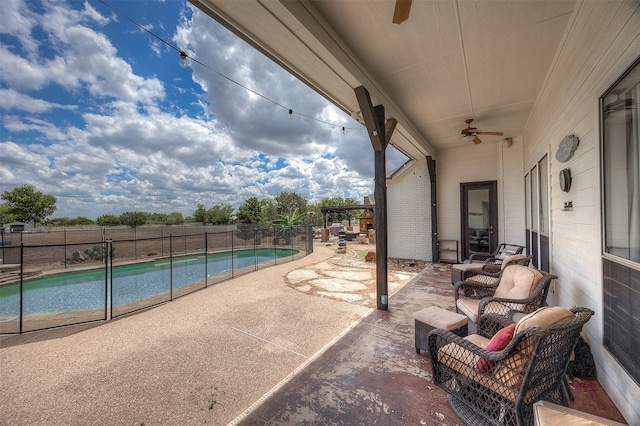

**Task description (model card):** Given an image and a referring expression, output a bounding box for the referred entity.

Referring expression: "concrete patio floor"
[0,241,627,425]
[234,254,627,426]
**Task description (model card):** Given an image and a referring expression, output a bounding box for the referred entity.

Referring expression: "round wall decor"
[556,135,579,162]
[559,168,572,192]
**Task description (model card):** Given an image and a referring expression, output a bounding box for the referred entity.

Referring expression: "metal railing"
[0,225,313,335]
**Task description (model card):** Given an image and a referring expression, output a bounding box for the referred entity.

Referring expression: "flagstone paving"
[285,243,423,308]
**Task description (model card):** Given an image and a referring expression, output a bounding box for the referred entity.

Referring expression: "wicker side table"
[414,306,468,354]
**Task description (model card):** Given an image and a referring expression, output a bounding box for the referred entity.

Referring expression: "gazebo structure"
[319,204,373,233]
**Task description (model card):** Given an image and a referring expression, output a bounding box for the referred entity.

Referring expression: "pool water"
[0,248,296,315]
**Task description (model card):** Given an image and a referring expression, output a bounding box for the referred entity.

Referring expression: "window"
[602,57,640,263]
[601,56,640,386]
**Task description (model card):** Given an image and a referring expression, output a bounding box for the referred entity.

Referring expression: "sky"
[0,0,408,220]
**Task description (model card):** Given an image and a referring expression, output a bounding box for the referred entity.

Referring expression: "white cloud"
[0,0,375,220]
[0,89,76,113]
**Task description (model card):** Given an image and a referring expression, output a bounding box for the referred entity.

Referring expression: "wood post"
[355,86,395,310]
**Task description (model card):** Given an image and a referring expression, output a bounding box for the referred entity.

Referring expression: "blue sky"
[0,0,407,220]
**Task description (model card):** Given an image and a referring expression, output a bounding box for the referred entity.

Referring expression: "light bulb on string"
[179,51,188,68]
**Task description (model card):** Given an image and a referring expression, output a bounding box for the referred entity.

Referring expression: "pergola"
[319,204,373,229]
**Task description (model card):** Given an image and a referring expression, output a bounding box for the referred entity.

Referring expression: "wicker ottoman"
[414,306,468,354]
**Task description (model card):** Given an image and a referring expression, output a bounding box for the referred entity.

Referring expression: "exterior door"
[461,181,498,260]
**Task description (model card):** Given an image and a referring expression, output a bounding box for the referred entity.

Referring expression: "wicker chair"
[461,254,533,282]
[428,307,594,426]
[469,243,525,265]
[455,265,556,324]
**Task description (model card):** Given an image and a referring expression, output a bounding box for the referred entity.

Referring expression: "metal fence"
[0,225,313,335]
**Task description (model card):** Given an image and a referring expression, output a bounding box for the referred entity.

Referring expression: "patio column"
[355,86,396,310]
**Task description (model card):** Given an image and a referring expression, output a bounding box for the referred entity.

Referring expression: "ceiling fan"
[393,0,412,24]
[460,119,504,144]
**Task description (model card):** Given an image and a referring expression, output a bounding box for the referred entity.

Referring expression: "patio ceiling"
[189,0,575,159]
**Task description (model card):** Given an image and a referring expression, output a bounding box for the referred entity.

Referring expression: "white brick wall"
[387,159,431,261]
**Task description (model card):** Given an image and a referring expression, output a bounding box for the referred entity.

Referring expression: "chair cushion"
[456,298,480,323]
[494,307,576,388]
[493,265,543,299]
[500,254,529,269]
[476,323,517,372]
[438,333,520,401]
[514,306,574,334]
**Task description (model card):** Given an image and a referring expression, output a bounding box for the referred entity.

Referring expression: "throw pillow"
[475,323,517,373]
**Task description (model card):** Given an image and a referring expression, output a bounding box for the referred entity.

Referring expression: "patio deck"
[234,261,627,425]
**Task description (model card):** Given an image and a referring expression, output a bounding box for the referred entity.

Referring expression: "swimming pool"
[0,248,297,319]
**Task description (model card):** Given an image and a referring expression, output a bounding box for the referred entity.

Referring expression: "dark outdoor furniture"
[414,306,468,354]
[451,254,532,285]
[454,265,556,324]
[457,254,534,283]
[428,307,594,426]
[469,243,525,265]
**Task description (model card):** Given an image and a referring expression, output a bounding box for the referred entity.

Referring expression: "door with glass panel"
[461,181,498,261]
[525,156,550,271]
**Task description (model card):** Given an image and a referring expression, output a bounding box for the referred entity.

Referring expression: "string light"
[96,0,362,134]
[179,51,188,68]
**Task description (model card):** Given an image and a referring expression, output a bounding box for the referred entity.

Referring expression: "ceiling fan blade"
[473,136,482,144]
[392,0,412,24]
[476,131,504,136]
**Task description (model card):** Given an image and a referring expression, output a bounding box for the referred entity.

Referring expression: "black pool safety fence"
[0,225,313,335]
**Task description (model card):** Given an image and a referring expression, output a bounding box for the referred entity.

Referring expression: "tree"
[165,212,184,225]
[1,184,57,225]
[96,213,121,226]
[261,199,278,221]
[272,209,307,244]
[146,213,168,225]
[73,216,95,225]
[207,205,234,225]
[193,204,207,224]
[0,203,17,224]
[274,191,307,215]
[237,197,262,223]
[119,211,147,228]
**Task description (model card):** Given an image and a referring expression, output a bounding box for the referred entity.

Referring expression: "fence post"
[205,231,208,287]
[254,228,258,271]
[170,235,173,301]
[64,228,67,269]
[19,243,24,334]
[231,229,235,278]
[106,239,112,320]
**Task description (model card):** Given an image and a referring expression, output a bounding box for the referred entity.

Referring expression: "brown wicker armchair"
[455,265,556,324]
[428,307,594,426]
[460,254,533,282]
[469,243,525,265]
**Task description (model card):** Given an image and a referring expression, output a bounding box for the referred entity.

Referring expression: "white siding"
[522,1,640,423]
[435,138,526,260]
[387,159,431,261]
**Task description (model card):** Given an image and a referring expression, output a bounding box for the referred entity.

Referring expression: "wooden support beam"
[354,85,394,310]
[386,118,397,146]
[427,156,438,262]
[354,86,387,152]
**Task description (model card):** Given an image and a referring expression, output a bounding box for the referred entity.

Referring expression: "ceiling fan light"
[473,136,482,144]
